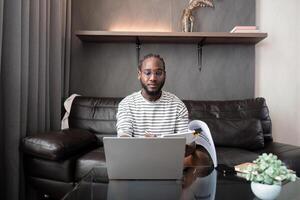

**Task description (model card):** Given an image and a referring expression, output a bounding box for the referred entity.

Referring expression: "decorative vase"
[181,8,194,32]
[251,182,282,200]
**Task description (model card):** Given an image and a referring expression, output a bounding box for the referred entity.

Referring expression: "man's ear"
[138,70,141,80]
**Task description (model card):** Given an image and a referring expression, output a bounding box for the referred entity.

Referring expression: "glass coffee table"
[62,166,300,200]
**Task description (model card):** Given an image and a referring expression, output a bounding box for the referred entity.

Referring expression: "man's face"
[138,57,166,96]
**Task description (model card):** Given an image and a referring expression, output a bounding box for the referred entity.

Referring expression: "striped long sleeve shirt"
[116,90,189,137]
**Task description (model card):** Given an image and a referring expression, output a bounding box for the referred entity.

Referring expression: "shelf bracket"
[136,37,141,66]
[197,40,204,72]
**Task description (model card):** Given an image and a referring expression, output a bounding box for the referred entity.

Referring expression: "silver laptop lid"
[103,137,186,180]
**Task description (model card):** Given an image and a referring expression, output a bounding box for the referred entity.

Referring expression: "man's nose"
[149,73,157,81]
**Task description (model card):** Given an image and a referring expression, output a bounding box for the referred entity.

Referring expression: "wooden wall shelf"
[75,31,267,44]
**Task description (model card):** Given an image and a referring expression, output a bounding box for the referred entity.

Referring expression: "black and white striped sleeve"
[116,98,133,137]
[174,101,189,134]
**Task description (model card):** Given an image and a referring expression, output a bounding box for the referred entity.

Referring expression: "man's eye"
[155,71,163,76]
[143,71,151,76]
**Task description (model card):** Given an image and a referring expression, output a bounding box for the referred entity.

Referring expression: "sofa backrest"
[69,97,122,138]
[69,96,272,142]
[183,98,272,142]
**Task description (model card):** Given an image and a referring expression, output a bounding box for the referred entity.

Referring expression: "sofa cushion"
[75,147,108,182]
[22,129,99,161]
[216,147,259,166]
[203,118,264,150]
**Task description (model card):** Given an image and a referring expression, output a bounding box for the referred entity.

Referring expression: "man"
[116,54,189,137]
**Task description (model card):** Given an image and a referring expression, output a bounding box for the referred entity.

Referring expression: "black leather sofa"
[21,97,300,199]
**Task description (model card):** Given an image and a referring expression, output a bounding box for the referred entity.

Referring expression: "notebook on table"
[103,137,186,180]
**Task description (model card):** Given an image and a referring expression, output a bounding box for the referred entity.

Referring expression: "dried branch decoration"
[181,0,214,32]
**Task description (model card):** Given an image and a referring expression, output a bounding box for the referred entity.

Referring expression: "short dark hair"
[138,54,165,70]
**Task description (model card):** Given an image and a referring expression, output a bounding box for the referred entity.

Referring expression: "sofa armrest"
[21,129,99,161]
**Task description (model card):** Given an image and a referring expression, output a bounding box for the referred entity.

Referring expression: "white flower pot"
[251,182,282,200]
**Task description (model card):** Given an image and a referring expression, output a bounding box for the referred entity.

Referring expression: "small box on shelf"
[230,26,260,33]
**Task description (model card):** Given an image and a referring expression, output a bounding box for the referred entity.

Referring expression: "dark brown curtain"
[0,0,71,199]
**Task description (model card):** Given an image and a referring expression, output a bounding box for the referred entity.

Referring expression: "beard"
[140,79,165,96]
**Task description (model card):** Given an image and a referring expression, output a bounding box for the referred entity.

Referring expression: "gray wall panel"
[70,0,256,100]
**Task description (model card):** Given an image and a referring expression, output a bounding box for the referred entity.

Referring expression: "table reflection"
[182,169,217,200]
[63,166,217,200]
[107,180,181,200]
[105,166,216,200]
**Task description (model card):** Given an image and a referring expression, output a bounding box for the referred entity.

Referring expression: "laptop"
[103,137,186,180]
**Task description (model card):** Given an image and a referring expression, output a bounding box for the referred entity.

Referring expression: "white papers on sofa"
[163,120,218,168]
[61,94,80,129]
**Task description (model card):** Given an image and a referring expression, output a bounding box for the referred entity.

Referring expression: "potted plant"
[244,153,297,200]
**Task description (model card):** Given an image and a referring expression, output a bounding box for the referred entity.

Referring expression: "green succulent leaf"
[245,153,298,185]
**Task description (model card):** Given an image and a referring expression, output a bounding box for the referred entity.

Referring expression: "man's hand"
[119,133,131,137]
[144,131,157,137]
